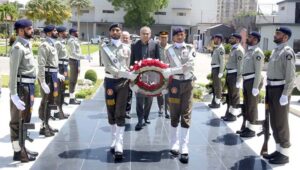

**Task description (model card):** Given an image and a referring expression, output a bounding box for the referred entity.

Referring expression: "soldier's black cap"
[109,23,122,31]
[276,26,292,38]
[249,31,261,42]
[57,26,67,33]
[14,19,32,29]
[43,25,56,33]
[69,28,77,34]
[231,33,242,40]
[172,27,184,36]
[213,34,224,41]
[159,31,169,36]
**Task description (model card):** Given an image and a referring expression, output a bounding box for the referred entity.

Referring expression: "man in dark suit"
[131,26,160,131]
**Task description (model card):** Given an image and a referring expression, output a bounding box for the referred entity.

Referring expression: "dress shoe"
[114,151,123,161]
[26,148,39,157]
[125,113,131,119]
[263,151,280,159]
[165,114,170,119]
[179,154,189,164]
[13,150,36,163]
[208,103,220,108]
[222,113,236,122]
[69,98,81,105]
[39,127,54,137]
[135,123,143,131]
[269,152,289,164]
[54,112,69,120]
[48,125,59,133]
[144,119,151,124]
[240,128,255,138]
[170,149,179,156]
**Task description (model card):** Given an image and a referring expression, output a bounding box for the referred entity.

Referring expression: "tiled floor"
[30,87,272,170]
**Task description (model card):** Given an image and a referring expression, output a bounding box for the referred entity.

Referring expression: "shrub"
[264,50,272,63]
[84,70,97,83]
[224,43,232,54]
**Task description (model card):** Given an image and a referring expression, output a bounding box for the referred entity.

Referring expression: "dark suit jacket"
[130,39,160,66]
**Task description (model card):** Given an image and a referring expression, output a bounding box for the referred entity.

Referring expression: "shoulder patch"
[256,56,261,61]
[220,51,224,55]
[238,56,242,60]
[286,54,293,60]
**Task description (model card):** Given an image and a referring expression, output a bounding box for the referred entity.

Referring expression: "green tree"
[0,2,19,55]
[69,0,91,36]
[108,0,169,29]
[25,0,72,25]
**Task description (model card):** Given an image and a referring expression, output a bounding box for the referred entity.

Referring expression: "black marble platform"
[31,86,272,170]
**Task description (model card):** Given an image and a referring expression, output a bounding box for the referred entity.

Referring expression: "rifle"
[257,86,270,156]
[18,82,35,162]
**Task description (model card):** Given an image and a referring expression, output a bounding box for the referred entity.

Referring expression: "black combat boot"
[269,152,289,164]
[222,113,236,122]
[13,147,36,162]
[263,151,280,159]
[69,98,81,105]
[179,154,189,164]
[239,128,255,138]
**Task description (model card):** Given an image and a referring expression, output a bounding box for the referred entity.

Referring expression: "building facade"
[217,0,257,23]
[257,0,300,52]
[70,0,219,42]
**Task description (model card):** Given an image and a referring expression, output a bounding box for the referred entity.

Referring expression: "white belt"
[17,77,35,84]
[59,61,69,65]
[226,69,237,74]
[45,68,58,73]
[243,74,255,80]
[211,64,220,68]
[173,73,193,80]
[267,80,285,86]
[105,73,119,79]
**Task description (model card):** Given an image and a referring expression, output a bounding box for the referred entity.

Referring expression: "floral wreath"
[130,58,169,96]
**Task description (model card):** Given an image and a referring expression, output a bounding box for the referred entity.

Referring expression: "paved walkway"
[1,52,300,169]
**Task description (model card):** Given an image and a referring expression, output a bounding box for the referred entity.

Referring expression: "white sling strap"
[168,47,182,67]
[102,44,121,69]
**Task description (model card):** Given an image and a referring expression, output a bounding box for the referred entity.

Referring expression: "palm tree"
[25,0,45,26]
[69,0,91,35]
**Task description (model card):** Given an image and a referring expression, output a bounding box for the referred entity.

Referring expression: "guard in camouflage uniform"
[38,25,63,137]
[163,27,195,164]
[54,26,70,119]
[9,19,38,163]
[209,34,225,108]
[67,28,92,104]
[264,27,295,165]
[102,23,137,160]
[240,31,264,138]
[221,33,245,121]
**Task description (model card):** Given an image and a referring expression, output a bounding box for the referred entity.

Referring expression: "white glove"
[85,55,92,60]
[162,68,172,78]
[218,73,223,78]
[41,82,50,94]
[128,72,138,81]
[11,94,25,111]
[118,70,138,81]
[252,88,259,96]
[161,89,168,95]
[236,82,241,88]
[57,73,65,81]
[279,95,288,106]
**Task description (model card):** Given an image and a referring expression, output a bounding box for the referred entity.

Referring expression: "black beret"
[172,27,184,36]
[231,33,242,40]
[159,31,169,36]
[249,31,261,42]
[57,26,67,33]
[43,25,56,33]
[109,23,122,31]
[276,26,292,38]
[69,28,77,34]
[213,34,224,41]
[14,19,32,29]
